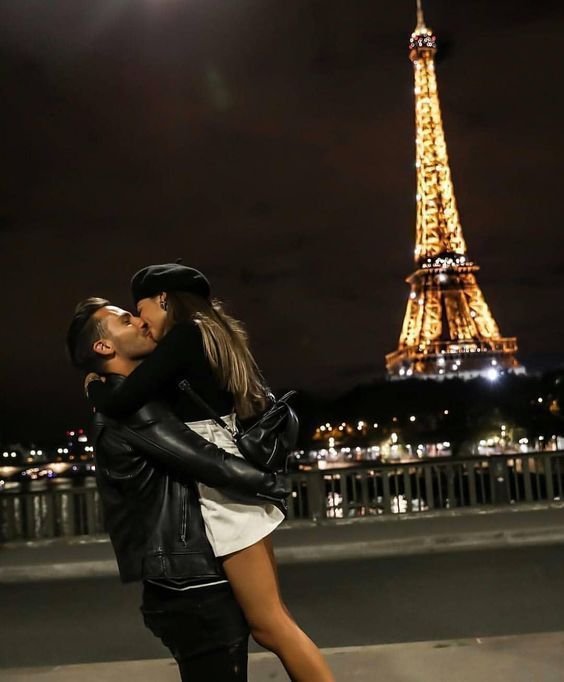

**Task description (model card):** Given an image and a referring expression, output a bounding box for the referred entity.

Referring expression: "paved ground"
[3,505,564,679]
[2,544,564,668]
[2,631,564,681]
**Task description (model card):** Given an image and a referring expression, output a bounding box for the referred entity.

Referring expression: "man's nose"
[132,316,146,329]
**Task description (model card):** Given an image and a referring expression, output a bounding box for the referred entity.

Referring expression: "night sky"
[1,0,562,444]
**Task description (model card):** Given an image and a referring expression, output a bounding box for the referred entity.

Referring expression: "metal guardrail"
[1,451,564,542]
[0,480,105,542]
[285,450,564,521]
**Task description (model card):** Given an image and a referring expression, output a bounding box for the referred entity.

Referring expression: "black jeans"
[140,580,250,681]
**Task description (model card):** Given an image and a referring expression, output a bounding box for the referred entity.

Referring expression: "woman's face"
[137,294,167,341]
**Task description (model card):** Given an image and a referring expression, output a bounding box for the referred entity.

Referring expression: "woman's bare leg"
[222,536,334,682]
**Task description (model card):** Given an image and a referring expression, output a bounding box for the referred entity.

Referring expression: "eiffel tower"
[386,0,523,381]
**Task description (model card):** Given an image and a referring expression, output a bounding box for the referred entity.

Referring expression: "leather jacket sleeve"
[119,401,289,503]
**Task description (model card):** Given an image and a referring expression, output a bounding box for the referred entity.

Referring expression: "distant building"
[55,428,94,462]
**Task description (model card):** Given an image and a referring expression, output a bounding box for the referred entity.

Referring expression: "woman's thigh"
[221,537,287,627]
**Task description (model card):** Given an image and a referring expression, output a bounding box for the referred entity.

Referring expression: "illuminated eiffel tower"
[386,0,523,381]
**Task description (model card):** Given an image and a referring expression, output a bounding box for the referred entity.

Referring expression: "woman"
[87,262,335,682]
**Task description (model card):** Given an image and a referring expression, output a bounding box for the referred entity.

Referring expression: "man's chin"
[135,341,157,358]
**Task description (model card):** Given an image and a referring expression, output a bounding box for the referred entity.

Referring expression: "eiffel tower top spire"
[410,1,437,58]
[416,0,427,31]
[408,0,463,260]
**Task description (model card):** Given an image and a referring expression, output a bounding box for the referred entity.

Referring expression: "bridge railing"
[284,450,564,521]
[0,481,105,542]
[1,451,563,542]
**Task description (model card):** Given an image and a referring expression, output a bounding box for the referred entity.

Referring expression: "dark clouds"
[0,0,562,442]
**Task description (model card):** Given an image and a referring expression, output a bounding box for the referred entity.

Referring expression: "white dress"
[184,412,285,557]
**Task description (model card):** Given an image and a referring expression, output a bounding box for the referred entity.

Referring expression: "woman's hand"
[84,372,105,398]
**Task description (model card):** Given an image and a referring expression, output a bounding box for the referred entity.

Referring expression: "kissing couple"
[66,261,334,681]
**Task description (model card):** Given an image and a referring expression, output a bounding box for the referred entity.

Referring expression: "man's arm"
[119,401,289,502]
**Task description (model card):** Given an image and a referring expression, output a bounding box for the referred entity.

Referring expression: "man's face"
[94,306,157,362]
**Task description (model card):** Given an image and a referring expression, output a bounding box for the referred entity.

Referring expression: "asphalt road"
[3,544,564,668]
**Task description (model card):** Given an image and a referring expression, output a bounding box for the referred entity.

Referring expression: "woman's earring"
[160,299,168,311]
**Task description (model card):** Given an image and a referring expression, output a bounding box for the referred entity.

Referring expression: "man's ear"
[92,338,114,357]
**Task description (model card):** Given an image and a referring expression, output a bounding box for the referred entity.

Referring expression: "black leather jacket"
[91,375,288,583]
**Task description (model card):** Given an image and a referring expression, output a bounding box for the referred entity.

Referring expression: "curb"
[1,631,564,681]
[2,525,564,583]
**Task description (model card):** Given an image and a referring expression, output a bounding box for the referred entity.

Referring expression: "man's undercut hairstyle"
[66,297,111,373]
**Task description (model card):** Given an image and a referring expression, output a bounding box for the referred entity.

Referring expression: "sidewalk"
[1,631,563,681]
[2,503,564,583]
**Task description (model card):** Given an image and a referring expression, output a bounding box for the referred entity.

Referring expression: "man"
[66,297,289,681]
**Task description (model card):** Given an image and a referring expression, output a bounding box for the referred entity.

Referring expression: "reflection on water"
[326,491,429,517]
[0,462,96,492]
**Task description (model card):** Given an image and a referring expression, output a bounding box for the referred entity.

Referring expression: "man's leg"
[140,581,250,681]
[177,639,248,681]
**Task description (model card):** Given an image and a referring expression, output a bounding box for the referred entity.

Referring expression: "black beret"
[131,263,211,304]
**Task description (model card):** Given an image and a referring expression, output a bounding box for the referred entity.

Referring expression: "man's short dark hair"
[66,297,110,373]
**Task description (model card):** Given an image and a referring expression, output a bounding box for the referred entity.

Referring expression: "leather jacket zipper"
[179,485,188,546]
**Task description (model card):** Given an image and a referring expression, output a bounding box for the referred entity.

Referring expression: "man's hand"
[273,472,292,498]
[84,372,105,398]
[255,471,292,503]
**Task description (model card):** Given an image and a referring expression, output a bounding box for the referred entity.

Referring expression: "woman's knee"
[248,605,295,649]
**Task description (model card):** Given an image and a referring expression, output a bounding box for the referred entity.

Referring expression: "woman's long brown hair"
[165,291,271,419]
